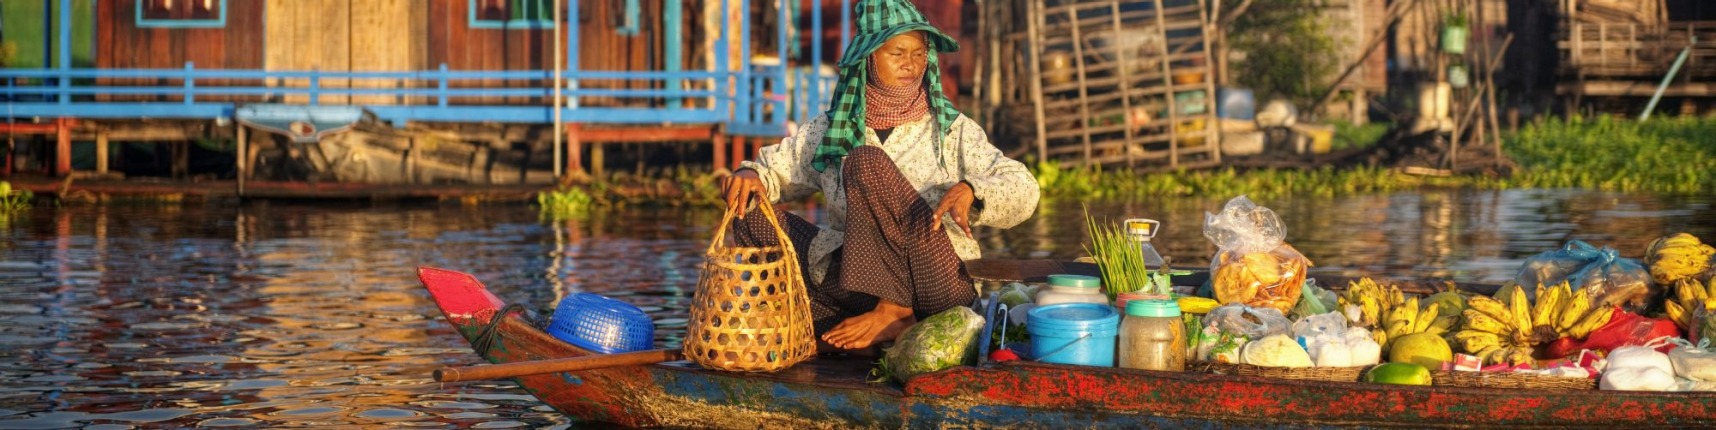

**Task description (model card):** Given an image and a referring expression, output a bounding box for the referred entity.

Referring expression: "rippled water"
[0,189,1710,428]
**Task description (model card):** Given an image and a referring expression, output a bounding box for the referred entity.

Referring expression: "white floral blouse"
[740,113,1041,285]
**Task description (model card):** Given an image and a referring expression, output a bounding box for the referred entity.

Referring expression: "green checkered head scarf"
[812,0,961,172]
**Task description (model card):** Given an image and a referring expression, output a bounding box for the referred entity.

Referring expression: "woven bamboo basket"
[682,203,817,372]
[1430,370,1597,390]
[1193,361,1370,383]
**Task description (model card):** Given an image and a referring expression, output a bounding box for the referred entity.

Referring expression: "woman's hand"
[722,169,764,219]
[930,181,975,237]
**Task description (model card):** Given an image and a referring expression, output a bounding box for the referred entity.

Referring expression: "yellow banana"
[1468,295,1512,323]
[1568,306,1615,339]
[1429,315,1460,334]
[1455,330,1503,353]
[1508,348,1536,366]
[1508,285,1533,335]
[1360,294,1381,327]
[1531,283,1563,330]
[1557,287,1592,332]
[1667,300,1689,331]
[1416,303,1441,334]
[1400,297,1421,329]
[1480,346,1511,365]
[1372,328,1388,349]
[1463,309,1513,334]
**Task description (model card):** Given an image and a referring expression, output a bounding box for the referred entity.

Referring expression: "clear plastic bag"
[1514,240,1655,312]
[1206,303,1292,340]
[878,307,984,382]
[1291,279,1339,319]
[1291,311,1348,340]
[1205,196,1311,314]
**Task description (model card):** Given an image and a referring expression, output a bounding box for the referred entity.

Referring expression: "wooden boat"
[420,262,1716,428]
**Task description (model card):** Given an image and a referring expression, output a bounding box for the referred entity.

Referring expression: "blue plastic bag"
[1514,240,1655,313]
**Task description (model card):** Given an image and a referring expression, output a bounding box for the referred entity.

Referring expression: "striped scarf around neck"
[863,61,930,131]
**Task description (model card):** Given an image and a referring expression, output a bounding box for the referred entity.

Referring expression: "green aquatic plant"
[0,181,32,214]
[1505,115,1716,193]
[537,186,593,221]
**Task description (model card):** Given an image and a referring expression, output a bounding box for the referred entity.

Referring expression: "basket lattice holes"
[686,218,815,372]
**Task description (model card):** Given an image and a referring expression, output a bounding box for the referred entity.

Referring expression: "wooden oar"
[434,349,683,382]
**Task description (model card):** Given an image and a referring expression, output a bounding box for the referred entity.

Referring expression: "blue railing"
[2,0,853,138]
[0,64,761,125]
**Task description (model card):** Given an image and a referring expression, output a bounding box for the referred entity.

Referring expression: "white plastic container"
[1037,274,1108,306]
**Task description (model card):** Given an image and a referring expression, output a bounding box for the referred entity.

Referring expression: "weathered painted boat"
[420,263,1716,428]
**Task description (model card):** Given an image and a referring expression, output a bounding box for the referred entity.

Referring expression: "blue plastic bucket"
[1027,303,1120,367]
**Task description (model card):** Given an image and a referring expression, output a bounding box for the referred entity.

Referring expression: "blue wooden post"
[665,0,682,110]
[840,0,852,59]
[184,62,195,105]
[737,0,751,125]
[309,69,320,105]
[716,0,729,121]
[58,0,71,105]
[810,0,822,123]
[776,0,788,128]
[438,63,449,107]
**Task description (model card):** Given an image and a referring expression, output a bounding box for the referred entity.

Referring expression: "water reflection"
[0,189,1708,428]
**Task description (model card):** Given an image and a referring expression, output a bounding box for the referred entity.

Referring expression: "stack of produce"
[1337,278,1406,350]
[1383,296,1456,369]
[1666,277,1716,343]
[1646,233,1715,286]
[1453,282,1615,365]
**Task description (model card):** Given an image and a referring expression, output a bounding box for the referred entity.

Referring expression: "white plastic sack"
[1670,345,1716,382]
[1312,341,1353,367]
[1348,338,1382,366]
[1601,366,1677,391]
[1607,345,1674,374]
[1602,344,1676,391]
[1239,334,1313,368]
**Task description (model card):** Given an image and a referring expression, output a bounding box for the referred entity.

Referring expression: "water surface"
[0,189,1709,428]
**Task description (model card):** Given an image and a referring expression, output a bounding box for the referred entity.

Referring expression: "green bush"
[537,187,593,221]
[1504,116,1716,193]
[0,181,31,214]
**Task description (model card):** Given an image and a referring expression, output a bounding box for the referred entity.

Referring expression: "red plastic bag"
[1580,308,1682,353]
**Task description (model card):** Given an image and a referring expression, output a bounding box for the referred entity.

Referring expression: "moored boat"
[420,265,1716,428]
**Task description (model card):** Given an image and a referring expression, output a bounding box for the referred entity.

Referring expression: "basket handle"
[708,198,799,260]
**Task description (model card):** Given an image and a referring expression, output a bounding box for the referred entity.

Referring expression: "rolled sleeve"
[952,118,1039,229]
[739,117,830,204]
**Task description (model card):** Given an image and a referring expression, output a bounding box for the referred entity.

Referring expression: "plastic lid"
[1047,274,1101,289]
[1028,303,1121,330]
[1125,299,1182,317]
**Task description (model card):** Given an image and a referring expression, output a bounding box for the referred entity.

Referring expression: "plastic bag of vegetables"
[1205,196,1312,315]
[875,307,985,383]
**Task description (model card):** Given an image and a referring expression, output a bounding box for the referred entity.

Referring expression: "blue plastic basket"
[547,293,655,354]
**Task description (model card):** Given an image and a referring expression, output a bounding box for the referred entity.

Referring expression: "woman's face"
[871,31,929,87]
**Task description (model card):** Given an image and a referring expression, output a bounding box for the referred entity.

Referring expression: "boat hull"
[420,266,1716,428]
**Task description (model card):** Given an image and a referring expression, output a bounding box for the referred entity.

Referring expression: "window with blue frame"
[137,0,226,28]
[470,0,555,29]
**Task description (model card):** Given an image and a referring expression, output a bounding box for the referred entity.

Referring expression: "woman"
[721,0,1039,352]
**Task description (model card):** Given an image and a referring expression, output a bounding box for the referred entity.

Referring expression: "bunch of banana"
[1646,233,1715,286]
[1453,282,1616,365]
[1383,296,1458,341]
[1338,277,1405,347]
[1527,281,1614,341]
[1665,277,1716,336]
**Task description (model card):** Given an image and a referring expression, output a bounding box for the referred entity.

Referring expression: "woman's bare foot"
[821,300,915,351]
